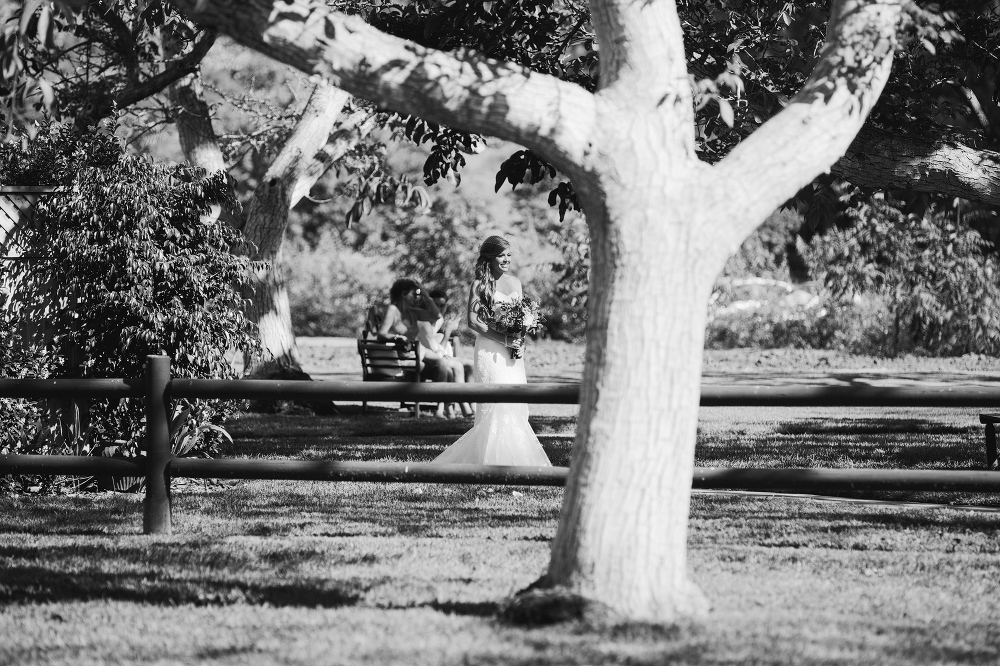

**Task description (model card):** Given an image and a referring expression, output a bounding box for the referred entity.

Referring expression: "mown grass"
[2,403,1000,664]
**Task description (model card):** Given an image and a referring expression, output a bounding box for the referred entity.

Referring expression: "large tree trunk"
[545,177,719,620]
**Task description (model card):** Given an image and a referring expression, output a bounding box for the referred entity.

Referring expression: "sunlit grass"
[3,383,1000,663]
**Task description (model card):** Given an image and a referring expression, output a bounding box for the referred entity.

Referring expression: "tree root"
[498,575,711,629]
[498,577,619,627]
[244,364,339,415]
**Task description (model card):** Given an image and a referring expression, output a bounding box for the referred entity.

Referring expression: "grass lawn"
[2,342,1000,664]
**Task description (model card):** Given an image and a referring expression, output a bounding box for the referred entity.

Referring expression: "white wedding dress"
[432,293,551,467]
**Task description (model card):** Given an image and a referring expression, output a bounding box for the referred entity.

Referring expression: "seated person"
[429,288,474,383]
[376,278,460,417]
[421,288,474,418]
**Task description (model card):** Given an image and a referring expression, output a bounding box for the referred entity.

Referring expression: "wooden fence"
[2,355,1000,535]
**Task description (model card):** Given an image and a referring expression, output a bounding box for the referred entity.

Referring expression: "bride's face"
[490,249,512,275]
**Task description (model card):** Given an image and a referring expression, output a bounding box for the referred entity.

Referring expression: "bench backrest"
[357,337,421,382]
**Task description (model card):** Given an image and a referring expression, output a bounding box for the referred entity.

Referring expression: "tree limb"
[116,30,217,110]
[163,0,596,174]
[714,0,904,244]
[834,124,1000,205]
[97,0,140,90]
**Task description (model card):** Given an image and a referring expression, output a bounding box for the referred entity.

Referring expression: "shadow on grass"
[0,565,364,607]
[697,416,984,471]
[217,499,559,538]
[425,599,501,617]
[222,412,575,466]
[774,417,972,437]
[692,495,1000,530]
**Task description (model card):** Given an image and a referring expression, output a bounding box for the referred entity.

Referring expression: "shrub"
[543,215,589,341]
[806,197,1000,356]
[0,311,61,494]
[286,230,394,336]
[1,122,258,468]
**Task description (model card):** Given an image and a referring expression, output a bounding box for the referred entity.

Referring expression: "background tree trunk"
[168,72,228,174]
[168,68,366,378]
[239,83,355,377]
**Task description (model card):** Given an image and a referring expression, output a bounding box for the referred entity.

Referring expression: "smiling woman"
[433,235,551,467]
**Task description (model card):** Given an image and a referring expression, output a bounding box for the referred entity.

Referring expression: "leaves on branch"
[806,191,1000,356]
[0,121,258,455]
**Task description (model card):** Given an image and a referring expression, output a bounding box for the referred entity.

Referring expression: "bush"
[286,230,394,336]
[0,313,61,494]
[705,279,836,349]
[806,197,1000,356]
[1,122,258,470]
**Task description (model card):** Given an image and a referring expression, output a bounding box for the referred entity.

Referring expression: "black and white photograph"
[2,0,1000,663]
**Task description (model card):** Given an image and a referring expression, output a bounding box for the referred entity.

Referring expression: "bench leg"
[987,424,997,470]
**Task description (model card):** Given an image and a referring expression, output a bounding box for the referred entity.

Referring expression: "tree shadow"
[0,562,363,607]
[697,416,984,471]
[774,417,972,437]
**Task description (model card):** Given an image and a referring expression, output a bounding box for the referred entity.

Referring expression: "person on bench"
[416,288,473,418]
[375,278,460,417]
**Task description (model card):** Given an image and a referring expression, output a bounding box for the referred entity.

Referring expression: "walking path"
[299,337,1000,390]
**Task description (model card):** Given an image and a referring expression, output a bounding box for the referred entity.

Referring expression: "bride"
[432,235,552,467]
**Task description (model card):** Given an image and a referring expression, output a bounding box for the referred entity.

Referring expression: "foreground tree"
[157,0,930,622]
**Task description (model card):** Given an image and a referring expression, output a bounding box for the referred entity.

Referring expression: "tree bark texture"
[167,0,910,622]
[240,82,353,376]
[169,66,366,377]
[168,72,228,174]
[835,125,1000,206]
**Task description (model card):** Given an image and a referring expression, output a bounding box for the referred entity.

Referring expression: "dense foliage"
[5,1,997,356]
[0,311,59,494]
[0,123,258,466]
[807,197,1000,356]
[285,230,394,337]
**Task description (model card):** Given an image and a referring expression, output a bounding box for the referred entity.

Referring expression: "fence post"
[143,355,172,535]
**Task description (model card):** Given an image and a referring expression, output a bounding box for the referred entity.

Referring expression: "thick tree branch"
[591,0,687,98]
[168,70,227,174]
[714,0,904,245]
[835,124,1000,205]
[262,82,353,215]
[290,107,377,205]
[117,31,217,110]
[590,0,695,158]
[163,0,596,174]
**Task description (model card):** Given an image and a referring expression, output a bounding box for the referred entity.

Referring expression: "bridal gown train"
[432,298,551,466]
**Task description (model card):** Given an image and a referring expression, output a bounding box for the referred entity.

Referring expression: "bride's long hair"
[474,235,510,316]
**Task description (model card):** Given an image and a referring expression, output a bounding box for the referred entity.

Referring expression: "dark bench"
[357,337,426,417]
[981,414,1000,469]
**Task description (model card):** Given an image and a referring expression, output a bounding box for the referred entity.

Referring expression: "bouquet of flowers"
[491,295,545,359]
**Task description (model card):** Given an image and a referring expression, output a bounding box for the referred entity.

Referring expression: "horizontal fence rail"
[170,379,581,403]
[168,459,1000,493]
[7,375,994,407]
[7,456,1000,493]
[172,380,1000,406]
[171,459,568,485]
[0,378,141,399]
[3,355,1000,535]
[0,453,144,476]
[700,385,1000,408]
